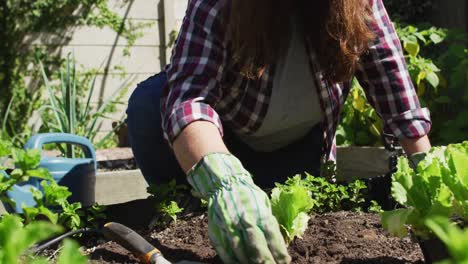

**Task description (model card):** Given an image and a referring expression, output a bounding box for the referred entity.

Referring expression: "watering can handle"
[24,133,96,162]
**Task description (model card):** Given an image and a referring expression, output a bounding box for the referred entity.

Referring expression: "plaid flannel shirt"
[161,0,431,162]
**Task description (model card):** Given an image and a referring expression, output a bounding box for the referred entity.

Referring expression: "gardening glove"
[187,153,291,264]
[408,152,427,170]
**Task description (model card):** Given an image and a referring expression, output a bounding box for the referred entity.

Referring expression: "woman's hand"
[187,153,291,264]
[400,135,432,169]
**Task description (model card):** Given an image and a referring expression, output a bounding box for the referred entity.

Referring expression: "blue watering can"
[4,133,97,213]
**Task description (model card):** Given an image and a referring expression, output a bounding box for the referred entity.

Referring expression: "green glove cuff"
[187,153,252,198]
[408,152,427,170]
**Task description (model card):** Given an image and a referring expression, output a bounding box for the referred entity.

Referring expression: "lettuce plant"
[271,175,314,243]
[425,216,468,264]
[381,141,468,239]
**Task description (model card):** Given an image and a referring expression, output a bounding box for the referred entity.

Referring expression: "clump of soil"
[86,211,423,264]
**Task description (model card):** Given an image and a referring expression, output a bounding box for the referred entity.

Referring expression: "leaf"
[12,149,41,171]
[0,215,62,264]
[426,71,440,88]
[26,168,52,180]
[0,140,11,158]
[271,179,314,243]
[56,239,88,264]
[41,181,72,207]
[417,81,426,97]
[160,201,184,222]
[429,33,444,44]
[425,216,468,263]
[416,71,426,85]
[404,39,420,57]
[381,208,414,237]
[290,212,310,240]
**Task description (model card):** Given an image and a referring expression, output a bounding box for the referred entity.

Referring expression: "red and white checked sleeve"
[356,0,431,139]
[161,0,226,144]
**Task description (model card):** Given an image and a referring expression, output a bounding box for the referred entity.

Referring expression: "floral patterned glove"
[187,153,291,264]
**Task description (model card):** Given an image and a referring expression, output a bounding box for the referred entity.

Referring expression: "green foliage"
[25,181,84,231]
[0,137,106,231]
[56,239,88,264]
[425,216,468,264]
[430,34,468,144]
[339,24,467,146]
[299,173,368,213]
[84,203,107,229]
[0,0,147,147]
[271,176,314,243]
[39,54,130,151]
[271,174,380,242]
[0,137,54,209]
[381,142,468,239]
[147,180,187,224]
[159,201,184,223]
[368,200,384,213]
[0,215,87,264]
[337,80,383,147]
[396,25,468,145]
[396,25,445,99]
[0,214,62,264]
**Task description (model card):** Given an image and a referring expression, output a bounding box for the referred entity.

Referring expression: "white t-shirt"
[236,19,323,152]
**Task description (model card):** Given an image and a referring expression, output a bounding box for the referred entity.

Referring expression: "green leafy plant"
[0,137,105,231]
[0,214,62,264]
[337,80,383,147]
[56,239,88,264]
[338,25,467,147]
[26,181,84,231]
[300,173,368,213]
[0,138,53,209]
[430,32,468,144]
[425,216,468,264]
[39,54,130,152]
[270,174,378,243]
[84,203,107,229]
[381,141,468,239]
[271,176,314,243]
[396,25,446,101]
[0,214,87,264]
[147,180,187,225]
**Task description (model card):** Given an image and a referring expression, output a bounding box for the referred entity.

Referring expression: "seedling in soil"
[147,179,188,226]
[271,175,314,243]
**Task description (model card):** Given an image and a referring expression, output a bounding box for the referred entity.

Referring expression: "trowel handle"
[24,133,96,165]
[102,222,171,264]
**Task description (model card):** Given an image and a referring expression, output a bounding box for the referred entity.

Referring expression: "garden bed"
[85,211,423,264]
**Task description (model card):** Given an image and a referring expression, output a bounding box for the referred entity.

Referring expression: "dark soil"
[85,211,424,264]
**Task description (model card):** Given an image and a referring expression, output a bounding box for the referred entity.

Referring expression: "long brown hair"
[224,0,375,82]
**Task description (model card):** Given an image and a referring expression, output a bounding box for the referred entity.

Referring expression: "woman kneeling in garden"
[126,0,432,263]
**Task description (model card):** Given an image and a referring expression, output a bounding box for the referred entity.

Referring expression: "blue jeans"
[126,72,323,188]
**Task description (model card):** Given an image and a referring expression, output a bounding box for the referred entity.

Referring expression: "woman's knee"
[127,72,167,122]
